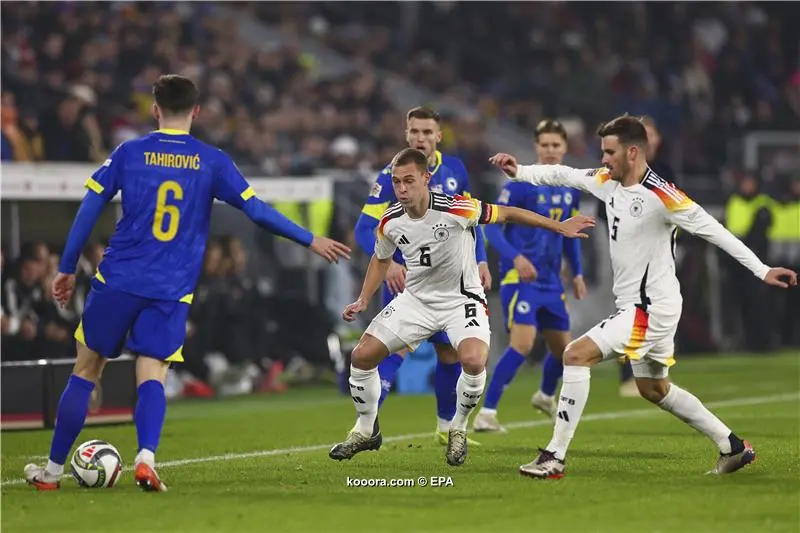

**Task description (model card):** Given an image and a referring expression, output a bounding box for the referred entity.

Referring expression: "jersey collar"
[153,128,190,135]
[428,150,442,176]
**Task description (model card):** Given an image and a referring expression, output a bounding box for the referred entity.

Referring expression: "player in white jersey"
[490,114,797,479]
[329,148,594,466]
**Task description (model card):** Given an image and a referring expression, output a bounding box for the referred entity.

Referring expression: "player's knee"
[136,355,170,386]
[509,325,535,355]
[350,344,371,370]
[509,337,534,355]
[457,340,489,374]
[351,337,385,370]
[636,378,670,404]
[562,339,598,367]
[72,344,106,384]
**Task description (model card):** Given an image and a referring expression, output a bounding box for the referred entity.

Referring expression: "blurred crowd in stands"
[0,1,482,178]
[3,2,797,181]
[254,2,799,176]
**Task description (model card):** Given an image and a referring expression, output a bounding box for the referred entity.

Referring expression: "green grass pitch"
[2,353,798,533]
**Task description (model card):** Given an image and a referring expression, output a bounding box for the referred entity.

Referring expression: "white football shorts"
[585,303,680,379]
[365,290,491,353]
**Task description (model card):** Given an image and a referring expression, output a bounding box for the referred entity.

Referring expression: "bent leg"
[375,286,410,405]
[484,324,535,411]
[48,342,107,474]
[452,337,489,431]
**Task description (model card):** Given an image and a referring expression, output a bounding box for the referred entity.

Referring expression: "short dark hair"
[392,148,428,172]
[535,119,568,142]
[639,115,657,129]
[596,114,648,147]
[152,74,198,116]
[406,106,441,124]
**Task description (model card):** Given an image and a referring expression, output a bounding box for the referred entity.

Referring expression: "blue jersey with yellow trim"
[495,181,581,292]
[88,129,258,302]
[361,151,472,221]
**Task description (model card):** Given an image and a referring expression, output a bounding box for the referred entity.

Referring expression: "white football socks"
[46,460,64,478]
[349,365,381,436]
[657,384,733,454]
[546,365,591,461]
[135,449,156,468]
[451,369,486,431]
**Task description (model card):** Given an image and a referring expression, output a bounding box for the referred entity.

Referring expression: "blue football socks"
[49,375,95,465]
[435,360,462,422]
[134,380,167,454]
[377,353,404,406]
[483,347,526,410]
[539,351,564,396]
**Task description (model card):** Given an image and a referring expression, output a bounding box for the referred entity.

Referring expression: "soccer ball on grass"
[70,440,123,488]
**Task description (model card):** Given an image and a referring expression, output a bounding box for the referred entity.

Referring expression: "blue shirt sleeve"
[354,214,379,256]
[58,144,127,273]
[356,169,403,262]
[360,168,396,220]
[563,189,583,276]
[483,182,523,262]
[212,152,313,247]
[86,143,125,202]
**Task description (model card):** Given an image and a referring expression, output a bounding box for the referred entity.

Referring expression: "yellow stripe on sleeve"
[361,202,390,220]
[240,187,255,201]
[85,178,105,194]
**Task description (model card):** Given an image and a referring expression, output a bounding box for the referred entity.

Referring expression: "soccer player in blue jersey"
[23,75,350,492]
[473,120,588,431]
[353,106,491,444]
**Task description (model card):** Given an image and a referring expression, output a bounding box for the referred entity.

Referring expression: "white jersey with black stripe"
[374,192,498,308]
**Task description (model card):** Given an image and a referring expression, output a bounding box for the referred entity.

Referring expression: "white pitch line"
[4,391,797,487]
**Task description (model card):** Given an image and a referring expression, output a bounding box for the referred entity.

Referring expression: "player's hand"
[386,261,407,295]
[572,275,588,300]
[513,254,537,282]
[52,272,76,307]
[488,153,518,177]
[763,267,798,289]
[342,297,368,322]
[310,236,351,264]
[559,215,596,239]
[478,262,492,291]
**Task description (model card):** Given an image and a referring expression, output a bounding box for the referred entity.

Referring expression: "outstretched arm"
[669,202,797,288]
[213,154,349,262]
[489,153,612,200]
[494,205,595,239]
